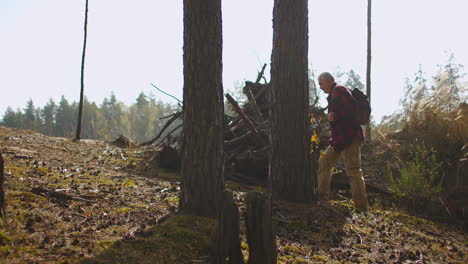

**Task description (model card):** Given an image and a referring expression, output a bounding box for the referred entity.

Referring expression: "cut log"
[245,192,277,264]
[0,152,5,217]
[210,191,243,264]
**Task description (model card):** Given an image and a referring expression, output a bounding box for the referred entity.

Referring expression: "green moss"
[310,254,329,262]
[129,203,147,209]
[164,196,179,206]
[17,246,37,253]
[430,243,445,253]
[5,164,28,176]
[9,191,47,203]
[278,255,294,261]
[0,232,12,246]
[81,214,215,264]
[157,171,181,181]
[293,257,309,264]
[55,260,73,264]
[278,254,312,264]
[0,245,12,256]
[349,225,373,235]
[115,207,132,214]
[35,166,50,176]
[283,245,305,255]
[122,179,135,188]
[96,239,119,253]
[13,208,30,224]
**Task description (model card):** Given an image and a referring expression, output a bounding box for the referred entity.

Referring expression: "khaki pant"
[318,138,369,211]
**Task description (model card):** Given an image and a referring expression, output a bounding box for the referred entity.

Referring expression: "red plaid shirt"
[327,84,364,152]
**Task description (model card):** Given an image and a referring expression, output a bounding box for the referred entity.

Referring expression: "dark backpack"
[351,88,371,125]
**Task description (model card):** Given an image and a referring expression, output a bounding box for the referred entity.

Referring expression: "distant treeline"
[1,93,181,143]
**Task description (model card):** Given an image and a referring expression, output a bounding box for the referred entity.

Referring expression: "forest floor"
[0,126,466,264]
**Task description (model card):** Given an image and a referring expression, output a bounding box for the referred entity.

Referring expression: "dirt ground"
[0,126,466,263]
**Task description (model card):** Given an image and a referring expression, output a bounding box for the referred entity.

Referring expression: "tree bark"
[366,0,372,140]
[245,192,276,264]
[179,0,224,218]
[75,0,89,141]
[270,0,315,203]
[0,152,5,217]
[210,191,243,264]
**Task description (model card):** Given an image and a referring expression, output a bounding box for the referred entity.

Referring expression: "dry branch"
[225,93,266,146]
[31,187,97,204]
[140,112,182,146]
[255,63,268,83]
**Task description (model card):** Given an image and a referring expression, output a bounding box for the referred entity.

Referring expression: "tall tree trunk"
[0,152,5,217]
[75,0,89,141]
[179,0,224,218]
[270,0,315,203]
[366,0,372,140]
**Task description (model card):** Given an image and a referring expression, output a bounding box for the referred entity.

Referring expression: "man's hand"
[328,112,335,122]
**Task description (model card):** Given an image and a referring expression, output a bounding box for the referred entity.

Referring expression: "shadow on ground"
[272,200,348,262]
[79,213,215,264]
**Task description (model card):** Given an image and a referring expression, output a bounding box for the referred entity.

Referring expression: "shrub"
[388,144,443,200]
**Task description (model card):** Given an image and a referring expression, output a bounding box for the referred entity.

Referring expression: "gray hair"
[318,72,335,82]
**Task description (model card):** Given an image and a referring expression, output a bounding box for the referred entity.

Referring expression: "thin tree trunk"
[0,152,5,217]
[270,0,315,203]
[179,0,224,218]
[75,0,89,141]
[366,0,372,140]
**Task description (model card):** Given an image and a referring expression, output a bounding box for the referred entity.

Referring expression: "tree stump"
[0,152,5,217]
[159,145,180,170]
[211,191,243,264]
[245,192,276,264]
[110,135,135,148]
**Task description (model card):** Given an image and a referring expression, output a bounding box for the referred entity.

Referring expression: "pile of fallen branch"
[137,64,330,185]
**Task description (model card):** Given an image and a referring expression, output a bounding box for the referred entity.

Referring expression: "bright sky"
[1,0,467,123]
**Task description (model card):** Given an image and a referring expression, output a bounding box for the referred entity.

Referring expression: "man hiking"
[317,72,369,211]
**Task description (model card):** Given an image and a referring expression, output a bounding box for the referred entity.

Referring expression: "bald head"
[318,72,336,94]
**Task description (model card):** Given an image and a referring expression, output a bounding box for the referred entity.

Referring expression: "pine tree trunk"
[179,0,224,218]
[76,0,89,141]
[270,0,315,203]
[245,192,276,264]
[0,152,5,217]
[366,0,372,140]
